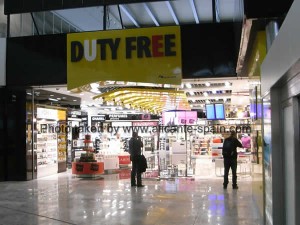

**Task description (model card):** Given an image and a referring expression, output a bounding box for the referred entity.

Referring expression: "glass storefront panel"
[262,94,272,225]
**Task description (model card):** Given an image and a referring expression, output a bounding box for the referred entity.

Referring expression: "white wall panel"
[261,0,300,96]
[283,105,296,225]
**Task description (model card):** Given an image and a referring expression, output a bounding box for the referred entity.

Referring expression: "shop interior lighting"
[48,98,58,101]
[144,3,160,26]
[185,83,192,88]
[189,0,200,24]
[120,5,140,27]
[92,87,190,113]
[90,83,99,89]
[225,81,231,87]
[205,82,211,87]
[166,1,179,25]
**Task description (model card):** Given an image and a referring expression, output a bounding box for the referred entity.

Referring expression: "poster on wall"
[162,111,197,125]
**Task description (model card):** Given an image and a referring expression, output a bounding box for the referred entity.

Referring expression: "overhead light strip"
[48,98,59,102]
[215,0,221,23]
[189,0,199,24]
[166,1,179,25]
[119,5,140,28]
[143,3,160,26]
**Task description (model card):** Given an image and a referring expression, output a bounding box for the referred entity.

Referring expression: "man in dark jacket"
[222,130,243,189]
[129,132,144,187]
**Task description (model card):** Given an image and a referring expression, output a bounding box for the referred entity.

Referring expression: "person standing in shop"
[129,132,144,187]
[222,130,243,189]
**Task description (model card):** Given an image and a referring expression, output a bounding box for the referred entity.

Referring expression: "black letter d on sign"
[71,41,84,62]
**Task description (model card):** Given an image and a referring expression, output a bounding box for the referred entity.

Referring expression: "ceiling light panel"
[165,1,179,25]
[147,1,174,24]
[143,3,160,26]
[120,5,140,27]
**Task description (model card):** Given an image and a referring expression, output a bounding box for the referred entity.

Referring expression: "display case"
[192,137,209,156]
[210,142,223,159]
[36,132,58,178]
[57,122,67,172]
[143,136,154,152]
[72,134,104,177]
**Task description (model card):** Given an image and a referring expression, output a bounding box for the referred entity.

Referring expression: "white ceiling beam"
[189,0,199,24]
[143,3,160,26]
[119,5,140,27]
[165,1,179,25]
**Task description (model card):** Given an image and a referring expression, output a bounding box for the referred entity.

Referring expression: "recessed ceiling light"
[48,98,58,102]
[185,83,192,88]
[225,81,231,87]
[90,83,99,89]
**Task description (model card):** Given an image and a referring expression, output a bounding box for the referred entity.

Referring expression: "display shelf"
[36,133,58,167]
[143,137,154,152]
[192,137,209,156]
[57,133,67,162]
[210,143,223,159]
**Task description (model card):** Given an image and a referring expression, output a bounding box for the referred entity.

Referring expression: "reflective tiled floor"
[0,171,263,225]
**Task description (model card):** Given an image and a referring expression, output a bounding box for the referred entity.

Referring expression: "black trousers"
[223,158,237,186]
[131,156,142,186]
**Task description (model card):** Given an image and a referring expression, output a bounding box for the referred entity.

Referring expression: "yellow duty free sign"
[67,26,182,90]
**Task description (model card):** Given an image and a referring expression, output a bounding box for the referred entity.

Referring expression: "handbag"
[138,154,148,173]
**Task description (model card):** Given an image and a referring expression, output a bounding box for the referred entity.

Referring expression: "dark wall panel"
[181,23,240,78]
[4,0,23,14]
[6,34,67,86]
[24,0,43,13]
[63,0,83,8]
[5,89,27,180]
[0,88,27,181]
[4,0,164,14]
[244,0,293,19]
[43,0,63,10]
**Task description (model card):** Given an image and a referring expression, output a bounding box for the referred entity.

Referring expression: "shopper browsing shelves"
[129,132,144,187]
[222,131,243,189]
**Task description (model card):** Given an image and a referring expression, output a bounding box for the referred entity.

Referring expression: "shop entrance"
[24,84,253,181]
